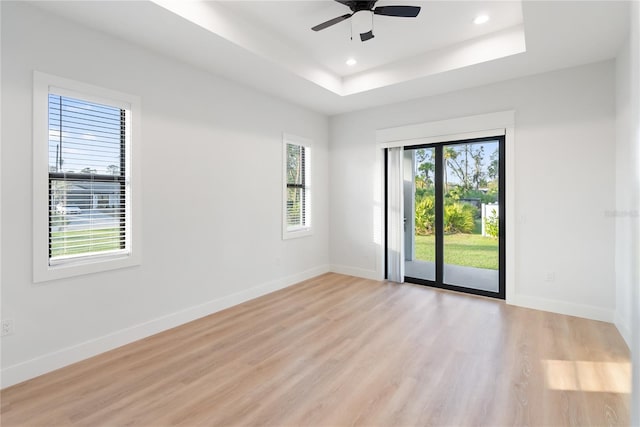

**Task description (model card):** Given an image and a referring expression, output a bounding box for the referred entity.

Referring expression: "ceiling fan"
[311,0,421,42]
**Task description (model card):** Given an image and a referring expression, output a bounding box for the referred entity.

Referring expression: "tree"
[415,149,434,189]
[107,164,120,175]
[444,144,489,192]
[470,145,486,189]
[487,148,499,181]
[419,162,434,187]
[287,145,302,184]
[445,146,469,190]
[443,146,456,191]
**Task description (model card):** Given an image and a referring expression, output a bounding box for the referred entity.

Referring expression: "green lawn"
[50,228,121,257]
[414,233,498,270]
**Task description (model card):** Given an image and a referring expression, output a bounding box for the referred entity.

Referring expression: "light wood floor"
[1,273,631,426]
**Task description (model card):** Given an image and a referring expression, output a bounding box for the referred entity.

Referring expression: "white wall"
[627,2,640,425]
[616,10,640,423]
[0,2,329,387]
[615,27,635,351]
[616,3,640,424]
[330,61,617,321]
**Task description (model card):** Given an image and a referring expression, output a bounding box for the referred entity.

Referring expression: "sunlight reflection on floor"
[542,359,631,393]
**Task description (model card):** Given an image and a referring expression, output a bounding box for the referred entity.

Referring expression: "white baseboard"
[513,294,615,323]
[1,265,330,389]
[614,312,632,350]
[330,264,381,281]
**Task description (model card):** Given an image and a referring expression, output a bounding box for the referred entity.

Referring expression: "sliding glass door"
[401,136,505,299]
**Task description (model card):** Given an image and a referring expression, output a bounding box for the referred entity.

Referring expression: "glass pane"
[405,147,436,281]
[286,187,304,228]
[286,143,304,185]
[49,179,125,258]
[48,94,124,175]
[442,141,499,292]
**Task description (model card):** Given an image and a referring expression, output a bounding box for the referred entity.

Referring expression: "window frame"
[282,133,312,240]
[33,72,142,282]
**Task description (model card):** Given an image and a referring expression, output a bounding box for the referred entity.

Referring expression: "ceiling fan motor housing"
[344,1,379,13]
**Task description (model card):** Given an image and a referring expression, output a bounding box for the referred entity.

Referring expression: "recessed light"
[474,14,489,25]
[346,58,357,66]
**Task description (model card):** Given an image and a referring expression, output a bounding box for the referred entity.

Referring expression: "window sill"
[282,228,313,240]
[34,253,141,283]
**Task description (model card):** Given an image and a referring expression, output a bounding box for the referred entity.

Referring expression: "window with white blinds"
[283,134,312,239]
[33,72,140,282]
[48,94,129,264]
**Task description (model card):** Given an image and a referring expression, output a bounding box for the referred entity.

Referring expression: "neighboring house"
[53,182,120,211]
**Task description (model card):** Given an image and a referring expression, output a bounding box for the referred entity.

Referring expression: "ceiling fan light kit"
[311,0,421,42]
[360,30,375,42]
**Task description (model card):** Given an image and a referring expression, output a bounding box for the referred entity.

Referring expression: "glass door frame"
[389,135,506,300]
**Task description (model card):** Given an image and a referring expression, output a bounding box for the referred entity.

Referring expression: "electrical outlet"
[544,272,556,282]
[1,319,14,336]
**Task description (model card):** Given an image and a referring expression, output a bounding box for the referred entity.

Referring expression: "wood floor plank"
[0,273,631,426]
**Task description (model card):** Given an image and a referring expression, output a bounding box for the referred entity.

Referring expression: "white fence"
[481,203,499,237]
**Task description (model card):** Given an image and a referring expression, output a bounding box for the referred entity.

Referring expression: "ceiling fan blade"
[334,0,352,5]
[311,13,353,31]
[373,5,421,17]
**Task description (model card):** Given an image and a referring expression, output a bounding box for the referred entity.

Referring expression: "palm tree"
[443,146,458,192]
[418,161,434,188]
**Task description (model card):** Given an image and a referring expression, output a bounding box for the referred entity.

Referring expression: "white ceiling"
[219,1,524,76]
[30,1,630,116]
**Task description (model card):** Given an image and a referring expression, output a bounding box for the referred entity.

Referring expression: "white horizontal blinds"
[48,93,128,263]
[286,142,308,230]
